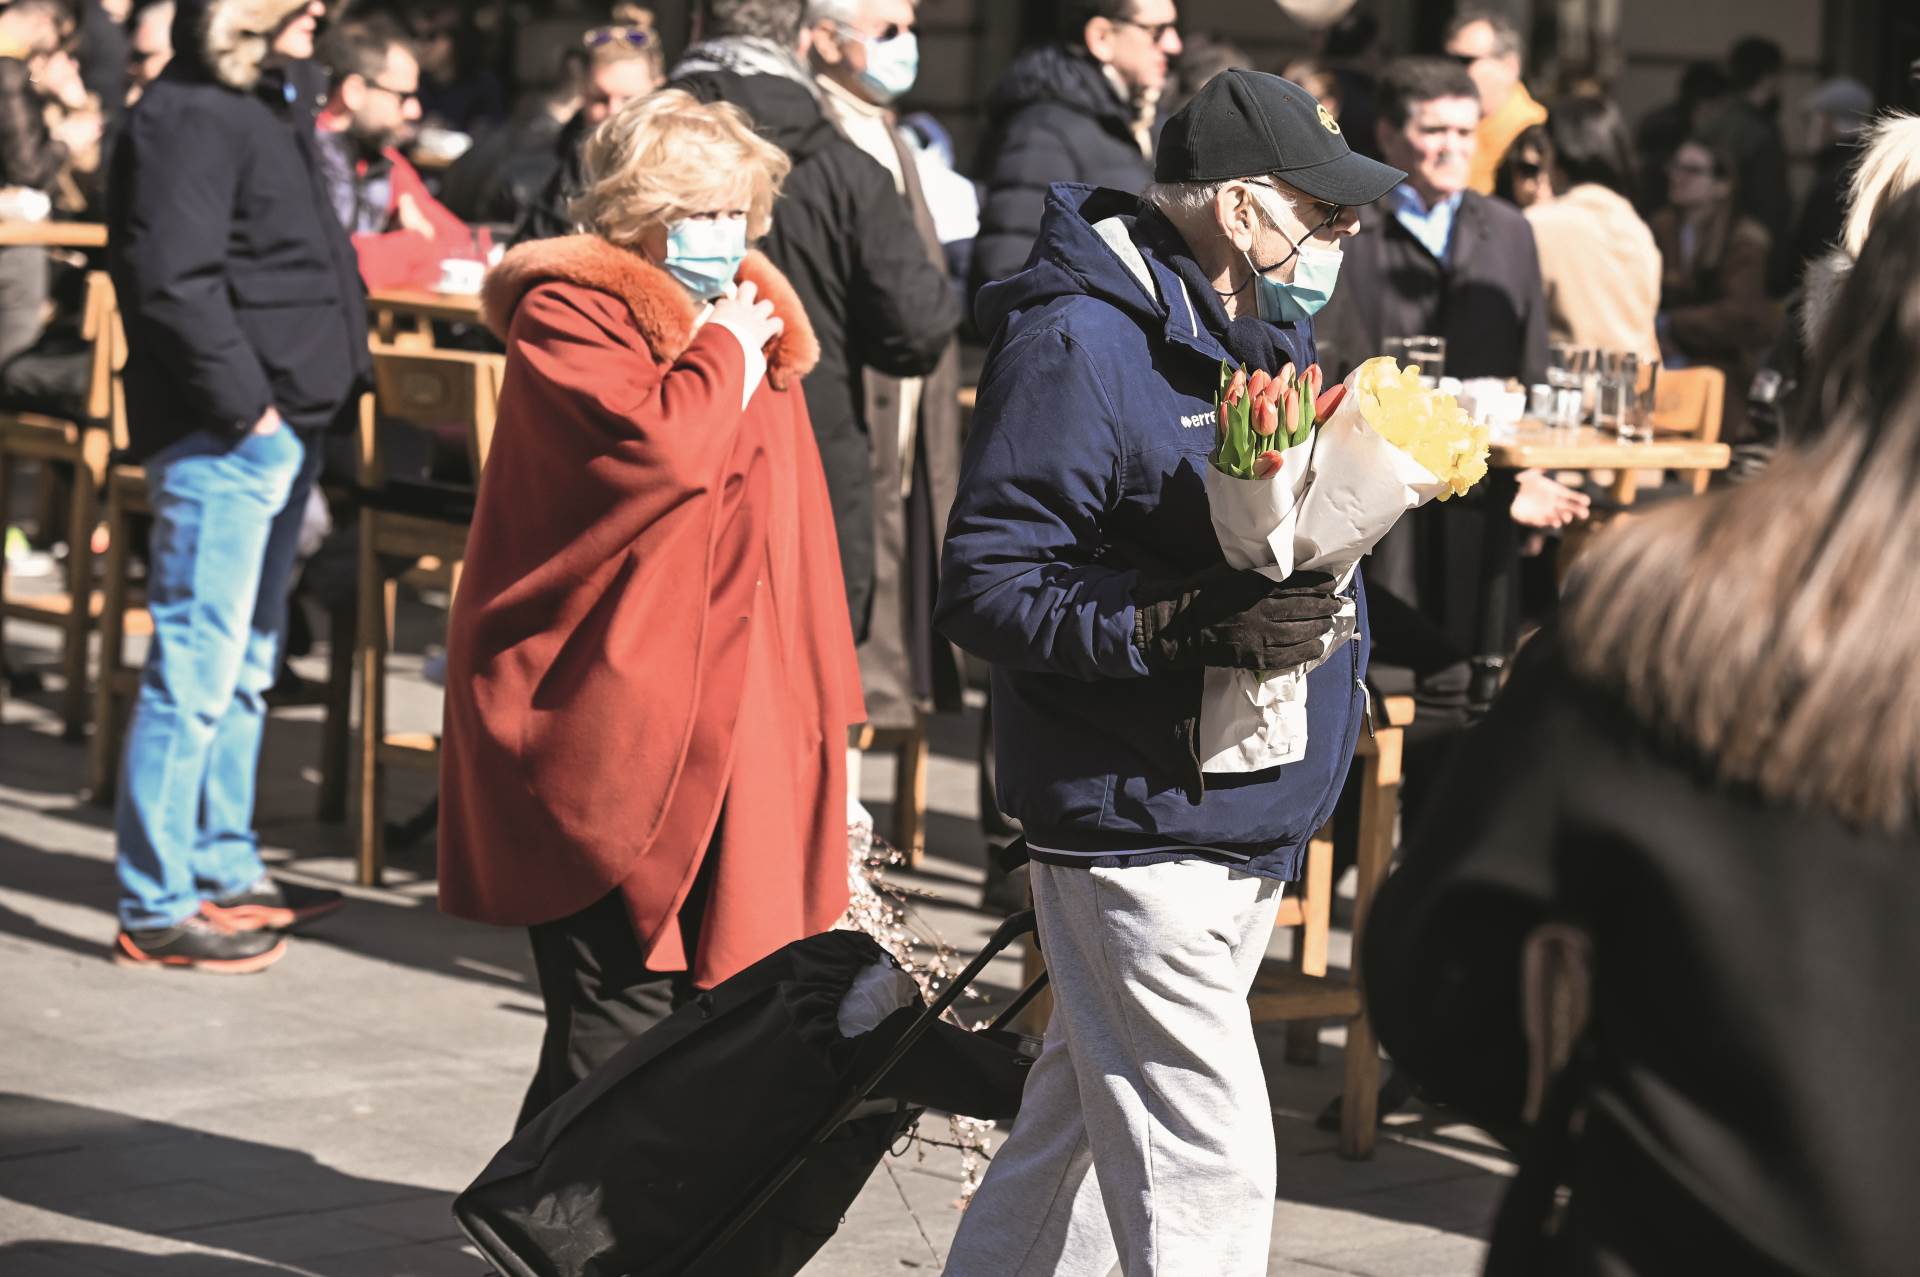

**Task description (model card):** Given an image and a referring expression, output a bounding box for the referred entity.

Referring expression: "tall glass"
[1595,353,1633,437]
[1547,343,1580,429]
[1623,359,1661,442]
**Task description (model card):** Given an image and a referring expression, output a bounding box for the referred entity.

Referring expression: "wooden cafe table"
[0,221,109,249]
[1469,419,1732,702]
[366,287,484,345]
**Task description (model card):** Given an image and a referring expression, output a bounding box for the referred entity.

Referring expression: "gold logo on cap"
[1317,103,1342,134]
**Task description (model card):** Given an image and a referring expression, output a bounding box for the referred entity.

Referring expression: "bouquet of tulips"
[1197,355,1491,775]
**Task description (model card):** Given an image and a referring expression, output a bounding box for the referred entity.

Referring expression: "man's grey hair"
[1143,175,1300,220]
[1447,8,1522,60]
[699,0,806,46]
[803,0,865,25]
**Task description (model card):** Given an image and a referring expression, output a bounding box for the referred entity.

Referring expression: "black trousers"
[515,833,718,1131]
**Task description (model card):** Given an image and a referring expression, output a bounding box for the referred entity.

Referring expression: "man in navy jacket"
[938,72,1402,1277]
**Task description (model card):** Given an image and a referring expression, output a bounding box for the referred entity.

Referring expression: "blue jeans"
[114,424,320,929]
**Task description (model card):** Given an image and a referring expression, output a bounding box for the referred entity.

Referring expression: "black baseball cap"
[1156,69,1406,207]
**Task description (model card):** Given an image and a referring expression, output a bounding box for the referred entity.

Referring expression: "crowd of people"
[6,0,1920,1273]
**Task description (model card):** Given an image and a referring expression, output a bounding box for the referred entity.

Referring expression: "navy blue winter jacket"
[938,184,1371,883]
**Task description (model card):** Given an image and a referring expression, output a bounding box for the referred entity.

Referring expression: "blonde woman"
[1802,111,1920,345]
[438,90,863,1127]
[1365,186,1920,1275]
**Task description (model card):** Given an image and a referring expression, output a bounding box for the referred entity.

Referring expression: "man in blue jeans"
[105,0,371,971]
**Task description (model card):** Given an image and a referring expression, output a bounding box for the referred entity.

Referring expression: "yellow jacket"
[1470,83,1548,195]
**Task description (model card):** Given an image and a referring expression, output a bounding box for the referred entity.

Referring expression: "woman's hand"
[1511,469,1591,530]
[709,280,783,353]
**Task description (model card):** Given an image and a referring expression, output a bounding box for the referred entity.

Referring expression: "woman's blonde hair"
[570,89,790,248]
[1564,184,1920,833]
[1841,112,1920,258]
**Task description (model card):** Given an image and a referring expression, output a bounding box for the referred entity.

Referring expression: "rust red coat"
[437,234,864,987]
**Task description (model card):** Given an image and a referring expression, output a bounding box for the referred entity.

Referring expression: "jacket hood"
[170,0,310,91]
[482,235,821,388]
[975,183,1220,356]
[989,43,1134,135]
[671,66,838,162]
[1801,248,1851,351]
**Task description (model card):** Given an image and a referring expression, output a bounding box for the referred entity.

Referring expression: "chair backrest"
[359,343,506,490]
[1650,366,1726,495]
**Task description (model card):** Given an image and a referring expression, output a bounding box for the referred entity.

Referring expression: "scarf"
[672,36,817,97]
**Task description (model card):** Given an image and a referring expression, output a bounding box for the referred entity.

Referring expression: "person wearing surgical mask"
[805,0,969,836]
[939,70,1405,1277]
[439,90,867,1128]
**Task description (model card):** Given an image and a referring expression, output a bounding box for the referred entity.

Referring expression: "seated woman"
[1650,137,1780,441]
[1363,186,1920,1275]
[438,90,862,1128]
[1523,97,1661,361]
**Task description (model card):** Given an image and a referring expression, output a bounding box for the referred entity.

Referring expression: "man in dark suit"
[1316,56,1548,386]
[1316,57,1570,821]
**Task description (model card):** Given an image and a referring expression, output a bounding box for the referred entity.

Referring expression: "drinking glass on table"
[1622,359,1661,442]
[1596,352,1635,437]
[1547,343,1582,429]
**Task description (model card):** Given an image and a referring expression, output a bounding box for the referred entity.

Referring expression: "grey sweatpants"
[944,858,1285,1277]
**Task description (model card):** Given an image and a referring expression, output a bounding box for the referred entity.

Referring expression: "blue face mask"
[853,29,919,101]
[1244,186,1345,323]
[663,216,748,300]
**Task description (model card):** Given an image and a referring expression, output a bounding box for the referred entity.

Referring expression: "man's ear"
[806,21,844,67]
[1082,16,1115,65]
[1214,183,1259,253]
[337,73,367,113]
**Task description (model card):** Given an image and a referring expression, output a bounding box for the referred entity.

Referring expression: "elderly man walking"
[937,71,1403,1277]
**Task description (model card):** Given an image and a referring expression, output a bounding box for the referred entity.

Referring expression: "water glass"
[1623,359,1661,442]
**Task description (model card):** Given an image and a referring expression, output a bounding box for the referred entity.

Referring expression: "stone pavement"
[1,594,1508,1276]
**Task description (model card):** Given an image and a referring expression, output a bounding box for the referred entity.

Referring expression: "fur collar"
[482,235,820,389]
[198,0,311,92]
[1800,249,1852,352]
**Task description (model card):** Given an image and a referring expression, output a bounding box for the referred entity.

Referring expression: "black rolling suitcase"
[454,911,1048,1277]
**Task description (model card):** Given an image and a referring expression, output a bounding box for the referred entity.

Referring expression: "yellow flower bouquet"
[1197,355,1491,775]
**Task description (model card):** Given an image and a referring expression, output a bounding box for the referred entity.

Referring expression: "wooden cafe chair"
[0,271,120,736]
[354,343,504,885]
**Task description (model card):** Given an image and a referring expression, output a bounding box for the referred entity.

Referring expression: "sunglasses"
[839,21,913,41]
[365,79,421,106]
[1248,179,1345,232]
[1113,18,1179,42]
[1511,160,1542,178]
[583,25,653,50]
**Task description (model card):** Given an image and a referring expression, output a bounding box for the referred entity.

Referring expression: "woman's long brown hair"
[1564,184,1920,833]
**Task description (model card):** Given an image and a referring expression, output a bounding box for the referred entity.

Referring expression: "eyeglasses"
[1511,160,1542,178]
[364,79,421,106]
[836,20,913,41]
[1113,17,1179,42]
[1248,179,1345,234]
[583,25,653,50]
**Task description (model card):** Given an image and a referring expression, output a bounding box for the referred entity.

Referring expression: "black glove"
[1132,565,1341,672]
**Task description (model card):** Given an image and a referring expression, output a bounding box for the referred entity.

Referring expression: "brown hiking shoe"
[200,876,345,933]
[115,916,287,974]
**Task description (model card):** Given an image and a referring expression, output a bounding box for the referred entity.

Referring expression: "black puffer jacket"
[969,43,1152,298]
[674,68,961,639]
[106,0,370,460]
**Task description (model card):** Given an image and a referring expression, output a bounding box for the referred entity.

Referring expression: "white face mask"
[662,215,749,300]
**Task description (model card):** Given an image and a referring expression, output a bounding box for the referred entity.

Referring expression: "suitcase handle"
[673,910,1043,1274]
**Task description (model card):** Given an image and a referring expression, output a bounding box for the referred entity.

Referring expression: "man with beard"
[314,16,477,292]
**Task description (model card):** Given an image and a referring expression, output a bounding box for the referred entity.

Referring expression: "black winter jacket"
[970,44,1152,298]
[106,0,370,460]
[1366,631,1920,1276]
[674,69,961,639]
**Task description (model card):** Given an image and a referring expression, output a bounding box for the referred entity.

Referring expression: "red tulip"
[1281,383,1297,433]
[1255,397,1278,435]
[1224,367,1248,407]
[1305,364,1323,406]
[1315,383,1347,420]
[1279,362,1296,389]
[1254,450,1284,478]
[1247,368,1271,402]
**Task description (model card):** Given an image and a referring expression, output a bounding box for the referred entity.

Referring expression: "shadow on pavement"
[0,1094,467,1275]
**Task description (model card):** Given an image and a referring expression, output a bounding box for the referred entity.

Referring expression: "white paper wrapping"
[1198,370,1454,775]
[1199,432,1314,578]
